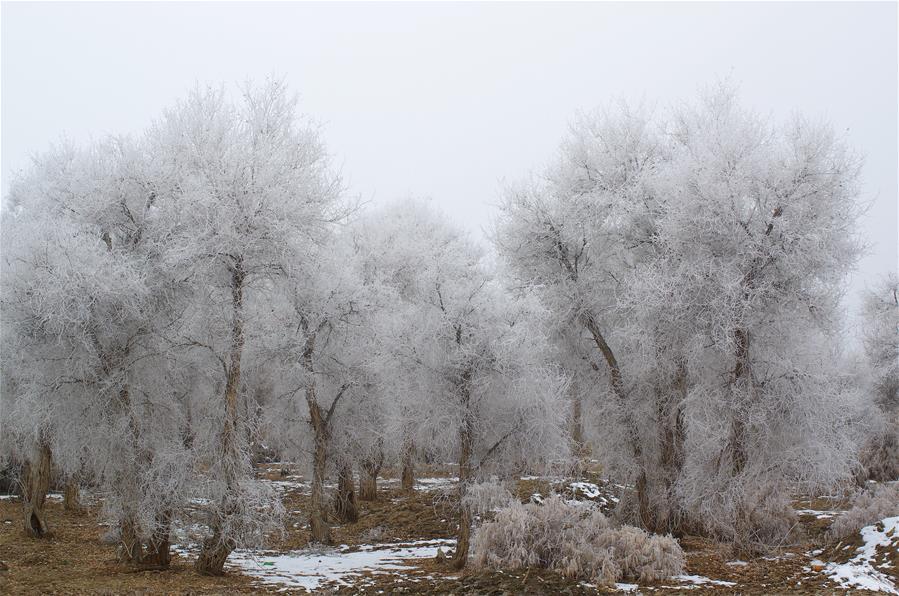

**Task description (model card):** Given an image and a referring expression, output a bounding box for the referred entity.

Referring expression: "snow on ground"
[228,539,455,592]
[413,477,457,491]
[822,516,899,594]
[569,481,602,499]
[796,508,840,519]
[269,479,311,493]
[667,575,738,589]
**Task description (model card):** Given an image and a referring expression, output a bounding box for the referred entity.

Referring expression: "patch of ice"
[229,539,455,591]
[0,495,17,500]
[822,516,899,594]
[726,560,748,567]
[614,582,639,592]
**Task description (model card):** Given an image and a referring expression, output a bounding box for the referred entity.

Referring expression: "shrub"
[828,483,899,542]
[471,495,684,586]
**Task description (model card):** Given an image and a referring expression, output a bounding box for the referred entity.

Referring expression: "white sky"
[2,1,896,329]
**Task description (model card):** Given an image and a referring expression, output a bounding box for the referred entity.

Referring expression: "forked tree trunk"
[450,370,474,570]
[359,443,383,502]
[400,435,415,492]
[333,459,358,523]
[196,258,245,576]
[22,442,51,538]
[63,479,83,513]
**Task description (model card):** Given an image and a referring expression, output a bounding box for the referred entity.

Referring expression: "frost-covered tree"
[494,103,665,529]
[265,235,380,544]
[141,79,344,573]
[654,90,864,549]
[367,201,568,568]
[858,276,899,481]
[496,87,866,549]
[0,139,190,564]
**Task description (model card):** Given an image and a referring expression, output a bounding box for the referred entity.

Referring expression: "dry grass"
[0,497,263,595]
[0,467,895,594]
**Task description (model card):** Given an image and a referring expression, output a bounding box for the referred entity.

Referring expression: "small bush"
[828,483,899,542]
[471,495,684,586]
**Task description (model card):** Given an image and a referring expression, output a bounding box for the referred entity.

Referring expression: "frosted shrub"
[828,483,899,542]
[860,425,899,482]
[472,495,684,586]
[461,479,516,517]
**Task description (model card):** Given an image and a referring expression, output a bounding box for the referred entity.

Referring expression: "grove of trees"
[0,80,895,577]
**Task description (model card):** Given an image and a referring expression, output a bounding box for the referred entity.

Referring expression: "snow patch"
[229,539,455,591]
[822,516,899,594]
[673,574,737,588]
[569,481,601,499]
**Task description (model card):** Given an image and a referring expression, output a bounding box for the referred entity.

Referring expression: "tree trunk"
[333,459,358,523]
[581,311,652,530]
[143,509,172,569]
[22,442,51,538]
[196,258,245,576]
[309,420,331,543]
[119,512,145,564]
[654,361,688,535]
[359,442,383,502]
[401,435,415,492]
[451,371,474,570]
[195,528,235,576]
[63,479,83,513]
[727,328,750,476]
[570,383,587,477]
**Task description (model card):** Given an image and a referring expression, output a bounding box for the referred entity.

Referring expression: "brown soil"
[0,470,895,595]
[0,497,263,595]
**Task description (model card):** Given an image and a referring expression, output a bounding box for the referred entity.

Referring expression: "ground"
[0,466,896,595]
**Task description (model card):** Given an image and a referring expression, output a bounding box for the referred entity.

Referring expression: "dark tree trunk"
[309,419,331,543]
[451,369,474,570]
[22,442,51,538]
[570,383,587,477]
[195,527,235,576]
[143,509,172,569]
[196,258,245,576]
[63,479,83,514]
[401,435,415,492]
[359,442,383,502]
[119,512,145,564]
[727,327,750,476]
[581,311,652,530]
[333,459,358,523]
[654,360,688,535]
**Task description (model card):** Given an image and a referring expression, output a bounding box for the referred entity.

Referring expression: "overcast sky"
[2,1,896,329]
